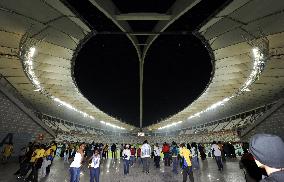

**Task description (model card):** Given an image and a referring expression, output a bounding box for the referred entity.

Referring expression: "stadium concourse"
[0,0,284,182]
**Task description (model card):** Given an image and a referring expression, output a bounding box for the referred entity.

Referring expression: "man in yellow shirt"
[27,145,45,182]
[179,143,194,182]
[50,142,56,156]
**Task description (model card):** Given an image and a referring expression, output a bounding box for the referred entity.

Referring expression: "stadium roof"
[0,0,283,131]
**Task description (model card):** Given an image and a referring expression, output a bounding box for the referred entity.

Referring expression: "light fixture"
[157,120,183,130]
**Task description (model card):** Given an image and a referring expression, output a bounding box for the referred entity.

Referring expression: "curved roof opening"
[143,34,212,126]
[74,34,140,126]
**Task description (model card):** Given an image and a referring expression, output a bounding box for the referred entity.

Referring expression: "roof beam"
[115,13,171,21]
[142,0,202,59]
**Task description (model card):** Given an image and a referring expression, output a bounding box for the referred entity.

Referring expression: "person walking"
[120,144,124,158]
[103,144,108,159]
[39,147,53,177]
[218,141,226,161]
[64,148,70,163]
[122,144,131,175]
[153,143,161,168]
[191,142,199,170]
[180,143,194,182]
[26,144,45,182]
[141,140,151,174]
[249,134,284,182]
[198,144,206,160]
[137,146,142,166]
[69,143,85,182]
[89,149,100,182]
[130,145,136,166]
[211,141,223,171]
[111,144,116,159]
[171,142,179,174]
[162,142,170,166]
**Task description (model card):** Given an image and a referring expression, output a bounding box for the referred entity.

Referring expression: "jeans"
[70,167,80,182]
[182,166,194,182]
[142,157,150,173]
[191,156,200,169]
[130,156,135,166]
[123,159,130,175]
[64,155,69,163]
[172,157,178,174]
[137,157,142,165]
[164,153,170,166]
[90,167,100,182]
[154,156,160,168]
[215,156,223,170]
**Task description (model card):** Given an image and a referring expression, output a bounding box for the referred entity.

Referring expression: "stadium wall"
[0,88,55,157]
[241,100,284,141]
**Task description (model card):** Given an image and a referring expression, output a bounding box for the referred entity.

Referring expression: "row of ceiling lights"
[21,34,268,132]
[21,46,126,130]
[156,45,268,130]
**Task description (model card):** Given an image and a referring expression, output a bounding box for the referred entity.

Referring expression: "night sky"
[68,0,230,127]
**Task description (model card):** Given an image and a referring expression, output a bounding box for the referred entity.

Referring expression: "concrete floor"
[0,157,246,182]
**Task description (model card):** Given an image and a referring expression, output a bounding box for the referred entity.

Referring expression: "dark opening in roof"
[143,34,212,124]
[74,35,140,125]
[136,36,148,44]
[70,0,231,127]
[128,21,158,32]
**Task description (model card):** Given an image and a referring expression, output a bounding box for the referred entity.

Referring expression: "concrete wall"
[241,102,284,141]
[0,91,54,156]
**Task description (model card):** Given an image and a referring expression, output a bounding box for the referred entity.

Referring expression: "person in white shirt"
[64,149,69,164]
[89,149,100,182]
[191,142,200,170]
[69,143,85,182]
[122,144,131,175]
[211,141,223,171]
[153,143,161,168]
[141,140,151,173]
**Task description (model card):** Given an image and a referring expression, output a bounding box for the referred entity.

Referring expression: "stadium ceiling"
[0,0,283,131]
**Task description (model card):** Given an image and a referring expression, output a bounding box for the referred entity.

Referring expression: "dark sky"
[68,0,230,127]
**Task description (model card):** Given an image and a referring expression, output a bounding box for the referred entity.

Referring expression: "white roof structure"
[149,0,284,130]
[0,0,283,132]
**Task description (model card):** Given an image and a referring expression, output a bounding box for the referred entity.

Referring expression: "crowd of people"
[11,141,56,181]
[1,133,283,182]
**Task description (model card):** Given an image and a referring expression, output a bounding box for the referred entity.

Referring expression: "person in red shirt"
[130,145,136,166]
[162,142,170,166]
[137,146,142,166]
